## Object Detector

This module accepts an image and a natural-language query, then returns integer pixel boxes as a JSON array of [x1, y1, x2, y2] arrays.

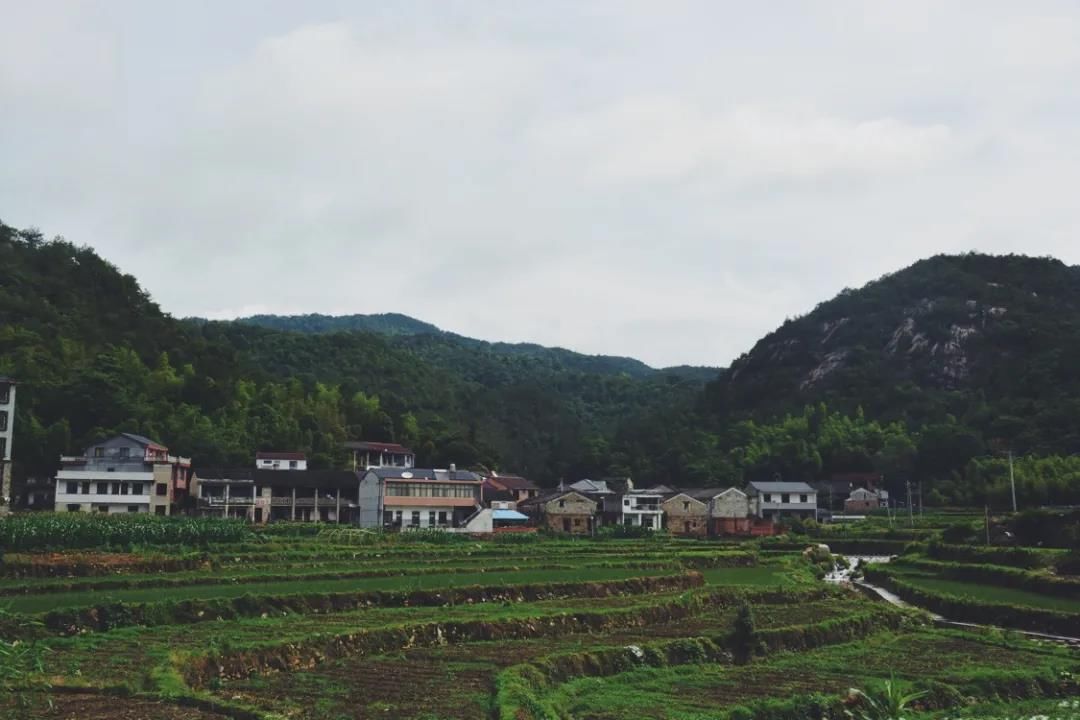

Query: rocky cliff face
[[703, 254, 1080, 440]]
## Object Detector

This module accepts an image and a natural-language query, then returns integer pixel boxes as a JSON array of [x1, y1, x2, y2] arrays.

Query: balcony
[[199, 496, 255, 506], [60, 455, 88, 464]]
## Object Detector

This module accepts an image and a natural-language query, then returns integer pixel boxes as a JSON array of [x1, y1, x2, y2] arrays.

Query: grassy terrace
[[885, 566, 1080, 613], [5, 566, 691, 614], [3, 514, 1077, 720]]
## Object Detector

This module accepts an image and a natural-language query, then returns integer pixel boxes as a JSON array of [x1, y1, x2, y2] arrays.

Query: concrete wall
[[356, 471, 383, 528]]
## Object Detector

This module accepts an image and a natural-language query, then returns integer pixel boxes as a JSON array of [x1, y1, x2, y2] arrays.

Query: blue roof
[[492, 509, 529, 521]]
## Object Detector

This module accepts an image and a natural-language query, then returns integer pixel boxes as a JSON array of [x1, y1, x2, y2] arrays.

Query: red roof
[[256, 451, 307, 461], [485, 474, 538, 491]]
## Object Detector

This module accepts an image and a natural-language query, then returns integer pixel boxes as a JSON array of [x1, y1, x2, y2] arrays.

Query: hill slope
[[0, 220, 708, 483], [703, 253, 1080, 454], [230, 312, 690, 379]]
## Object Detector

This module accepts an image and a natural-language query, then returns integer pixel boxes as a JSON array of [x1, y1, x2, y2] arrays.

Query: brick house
[[519, 490, 597, 534], [844, 487, 888, 513], [483, 473, 540, 503]]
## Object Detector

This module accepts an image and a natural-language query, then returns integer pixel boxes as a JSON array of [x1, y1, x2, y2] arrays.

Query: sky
[[3, 2, 1080, 368]]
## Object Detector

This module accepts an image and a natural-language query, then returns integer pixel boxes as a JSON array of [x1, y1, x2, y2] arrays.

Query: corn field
[[0, 513, 252, 552]]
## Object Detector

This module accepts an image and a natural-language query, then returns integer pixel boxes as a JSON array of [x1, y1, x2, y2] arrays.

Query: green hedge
[[894, 557, 1080, 599], [924, 541, 1061, 569], [0, 514, 251, 551]]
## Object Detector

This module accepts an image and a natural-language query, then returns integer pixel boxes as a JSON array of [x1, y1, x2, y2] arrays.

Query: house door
[[683, 521, 690, 534], [562, 518, 571, 532], [254, 508, 263, 524]]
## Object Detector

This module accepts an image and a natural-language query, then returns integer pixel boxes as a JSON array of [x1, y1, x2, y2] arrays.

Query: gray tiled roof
[[746, 481, 816, 494], [367, 467, 482, 482]]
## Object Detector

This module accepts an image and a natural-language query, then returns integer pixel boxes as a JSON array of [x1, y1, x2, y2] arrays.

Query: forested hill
[[703, 253, 1080, 455], [227, 313, 712, 381], [0, 220, 710, 483]]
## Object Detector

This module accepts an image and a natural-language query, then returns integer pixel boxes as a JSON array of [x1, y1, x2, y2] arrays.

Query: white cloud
[[2, 2, 1080, 367]]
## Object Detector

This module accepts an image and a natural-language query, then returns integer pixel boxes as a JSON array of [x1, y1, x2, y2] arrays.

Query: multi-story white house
[[53, 433, 192, 515], [746, 481, 818, 521], [603, 489, 665, 530], [356, 465, 482, 529], [344, 441, 415, 471], [0, 376, 14, 512]]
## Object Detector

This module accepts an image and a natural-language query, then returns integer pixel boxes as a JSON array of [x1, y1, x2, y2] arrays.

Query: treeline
[[3, 219, 1080, 506]]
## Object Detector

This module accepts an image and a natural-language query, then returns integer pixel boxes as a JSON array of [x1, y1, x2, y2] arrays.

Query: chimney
[[449, 463, 456, 474]]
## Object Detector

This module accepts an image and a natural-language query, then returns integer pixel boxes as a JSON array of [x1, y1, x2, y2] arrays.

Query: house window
[[67, 504, 81, 512], [120, 482, 129, 496], [623, 498, 630, 506], [289, 460, 298, 469], [800, 494, 808, 503], [428, 511, 437, 526], [683, 501, 690, 511], [119, 447, 130, 458], [127, 505, 140, 513], [438, 511, 447, 525], [0, 386, 8, 404], [97, 482, 108, 494], [763, 494, 772, 503], [558, 499, 565, 508], [94, 447, 104, 457], [0, 438, 5, 458], [410, 511, 421, 527], [81, 481, 90, 494], [132, 483, 144, 495], [66, 481, 78, 494], [156, 483, 167, 496], [781, 493, 790, 503], [155, 506, 166, 516], [383, 510, 394, 525], [98, 505, 109, 513], [0, 411, 7, 431]]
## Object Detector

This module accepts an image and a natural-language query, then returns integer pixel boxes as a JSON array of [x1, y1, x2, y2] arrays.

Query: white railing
[[59, 455, 88, 463]]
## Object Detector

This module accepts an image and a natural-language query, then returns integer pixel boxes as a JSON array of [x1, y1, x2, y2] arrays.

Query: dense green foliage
[[0, 221, 707, 483], [4, 220, 1080, 506]]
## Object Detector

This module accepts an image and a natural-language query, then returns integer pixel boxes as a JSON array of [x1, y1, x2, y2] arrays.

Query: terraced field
[[1, 520, 1077, 720]]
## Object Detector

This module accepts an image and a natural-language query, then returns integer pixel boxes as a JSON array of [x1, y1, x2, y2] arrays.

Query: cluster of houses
[[37, 431, 854, 537], [0, 400, 889, 535]]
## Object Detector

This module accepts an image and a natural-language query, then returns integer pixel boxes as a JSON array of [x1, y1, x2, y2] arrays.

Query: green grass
[[5, 567, 680, 614], [889, 568, 1080, 613]]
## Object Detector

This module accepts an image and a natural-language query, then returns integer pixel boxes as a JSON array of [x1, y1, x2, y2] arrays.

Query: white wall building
[[54, 433, 192, 515], [255, 451, 307, 471], [0, 377, 15, 512]]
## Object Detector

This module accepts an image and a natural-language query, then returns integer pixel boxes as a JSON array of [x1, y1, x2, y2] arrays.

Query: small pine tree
[[731, 602, 757, 662]]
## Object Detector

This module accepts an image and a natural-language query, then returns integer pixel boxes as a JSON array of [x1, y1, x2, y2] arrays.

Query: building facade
[[603, 490, 664, 529], [194, 467, 360, 523], [660, 492, 709, 536], [519, 491, 597, 534], [844, 487, 887, 513], [344, 441, 415, 471], [746, 481, 818, 521], [53, 433, 192, 515], [357, 466, 482, 529], [255, 451, 307, 471], [0, 377, 14, 513]]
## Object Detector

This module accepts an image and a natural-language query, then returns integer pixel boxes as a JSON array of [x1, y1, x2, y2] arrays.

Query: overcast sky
[[3, 2, 1080, 367]]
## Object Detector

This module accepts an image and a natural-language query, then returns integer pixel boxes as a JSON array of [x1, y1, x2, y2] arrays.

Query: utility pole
[[906, 479, 914, 528], [917, 482, 923, 518], [1008, 450, 1017, 513], [984, 505, 991, 545]]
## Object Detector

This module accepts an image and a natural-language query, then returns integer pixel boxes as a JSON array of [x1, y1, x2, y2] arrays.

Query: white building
[[746, 481, 818, 521], [54, 433, 192, 515], [603, 490, 665, 530], [255, 451, 307, 471], [344, 441, 415, 471], [0, 377, 14, 512]]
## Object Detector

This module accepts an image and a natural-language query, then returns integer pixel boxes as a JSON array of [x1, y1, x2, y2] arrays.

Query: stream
[[823, 552, 1080, 649]]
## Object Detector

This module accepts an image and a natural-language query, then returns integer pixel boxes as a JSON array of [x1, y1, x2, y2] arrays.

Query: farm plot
[[885, 566, 1080, 613], [548, 629, 1079, 720]]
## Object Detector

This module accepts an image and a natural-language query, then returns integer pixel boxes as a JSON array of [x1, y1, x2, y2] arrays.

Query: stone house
[[519, 490, 597, 534], [844, 487, 887, 513], [661, 492, 709, 537]]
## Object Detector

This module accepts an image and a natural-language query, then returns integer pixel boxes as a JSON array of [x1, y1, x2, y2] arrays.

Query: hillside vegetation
[[2, 219, 1079, 506]]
